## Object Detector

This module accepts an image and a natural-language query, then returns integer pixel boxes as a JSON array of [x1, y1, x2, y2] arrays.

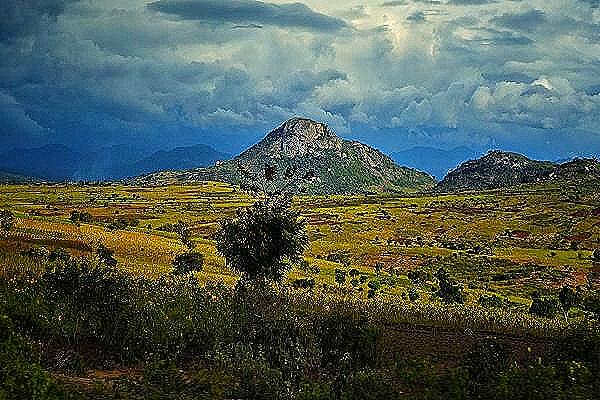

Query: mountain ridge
[[436, 150, 600, 192], [0, 143, 229, 181]]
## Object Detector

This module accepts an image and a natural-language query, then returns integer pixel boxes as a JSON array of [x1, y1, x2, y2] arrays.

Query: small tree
[[215, 199, 307, 283], [435, 267, 464, 304], [175, 221, 195, 251], [558, 285, 580, 320], [1, 210, 14, 231], [529, 291, 560, 318], [335, 268, 347, 286], [96, 244, 117, 267], [172, 252, 204, 275]]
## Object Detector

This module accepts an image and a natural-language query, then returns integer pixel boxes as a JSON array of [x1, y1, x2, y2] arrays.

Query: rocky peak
[[260, 117, 343, 158], [479, 150, 529, 166]]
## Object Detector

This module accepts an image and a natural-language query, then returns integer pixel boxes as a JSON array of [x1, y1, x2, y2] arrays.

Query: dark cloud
[[407, 11, 426, 22], [492, 9, 546, 32], [0, 0, 77, 41], [380, 1, 408, 6], [447, 0, 495, 5], [147, 0, 347, 32]]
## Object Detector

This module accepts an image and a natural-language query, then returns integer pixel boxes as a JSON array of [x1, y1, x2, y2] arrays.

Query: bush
[[435, 268, 464, 304], [172, 251, 204, 275], [0, 210, 14, 231], [96, 244, 117, 267], [529, 292, 560, 318], [316, 309, 380, 371], [0, 315, 67, 400], [478, 293, 506, 308], [339, 370, 399, 400]]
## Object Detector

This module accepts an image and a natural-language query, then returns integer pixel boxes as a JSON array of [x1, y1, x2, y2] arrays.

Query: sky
[[1, 0, 600, 160]]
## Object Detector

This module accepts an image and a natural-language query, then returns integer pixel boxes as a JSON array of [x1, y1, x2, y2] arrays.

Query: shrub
[[0, 210, 14, 231], [70, 210, 93, 224], [96, 244, 117, 267], [529, 292, 560, 318], [316, 309, 380, 370], [478, 293, 506, 308], [0, 315, 67, 400], [339, 370, 399, 400], [435, 268, 464, 304], [172, 251, 204, 275]]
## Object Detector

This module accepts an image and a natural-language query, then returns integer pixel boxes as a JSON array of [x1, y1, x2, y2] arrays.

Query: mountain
[[129, 117, 435, 194], [391, 146, 479, 180], [0, 144, 82, 181], [551, 158, 600, 183], [436, 150, 600, 192], [72, 145, 153, 181], [127, 144, 230, 178], [0, 171, 39, 184], [0, 143, 229, 181]]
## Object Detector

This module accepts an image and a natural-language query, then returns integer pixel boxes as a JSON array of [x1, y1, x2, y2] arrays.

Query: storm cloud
[[147, 0, 348, 32], [0, 0, 599, 162], [0, 0, 77, 40]]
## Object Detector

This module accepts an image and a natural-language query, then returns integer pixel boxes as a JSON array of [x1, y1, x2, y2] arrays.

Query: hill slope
[[437, 151, 600, 192], [130, 118, 435, 194]]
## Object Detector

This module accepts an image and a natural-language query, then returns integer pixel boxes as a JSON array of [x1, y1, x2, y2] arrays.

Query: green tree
[[96, 244, 117, 267], [215, 199, 307, 283], [558, 285, 580, 320], [435, 268, 464, 304], [1, 209, 14, 231], [172, 252, 204, 275], [175, 220, 195, 251]]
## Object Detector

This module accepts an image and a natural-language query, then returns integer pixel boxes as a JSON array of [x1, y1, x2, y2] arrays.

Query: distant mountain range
[[0, 144, 230, 181], [0, 171, 39, 184], [3, 124, 598, 194], [436, 150, 600, 192], [391, 146, 480, 180], [129, 118, 436, 194]]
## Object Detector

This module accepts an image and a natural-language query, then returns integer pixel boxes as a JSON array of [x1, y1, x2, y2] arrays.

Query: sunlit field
[[2, 182, 598, 300]]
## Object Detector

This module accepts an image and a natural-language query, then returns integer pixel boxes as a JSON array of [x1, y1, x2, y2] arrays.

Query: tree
[[529, 291, 560, 318], [1, 210, 14, 231], [558, 285, 580, 320], [593, 249, 600, 263], [335, 268, 347, 286], [171, 220, 204, 274], [96, 244, 117, 267], [435, 268, 464, 304], [175, 221, 195, 251], [215, 199, 307, 283], [172, 252, 204, 275]]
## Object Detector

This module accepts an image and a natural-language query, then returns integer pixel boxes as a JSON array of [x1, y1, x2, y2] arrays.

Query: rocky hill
[[129, 118, 435, 194], [436, 150, 600, 192]]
